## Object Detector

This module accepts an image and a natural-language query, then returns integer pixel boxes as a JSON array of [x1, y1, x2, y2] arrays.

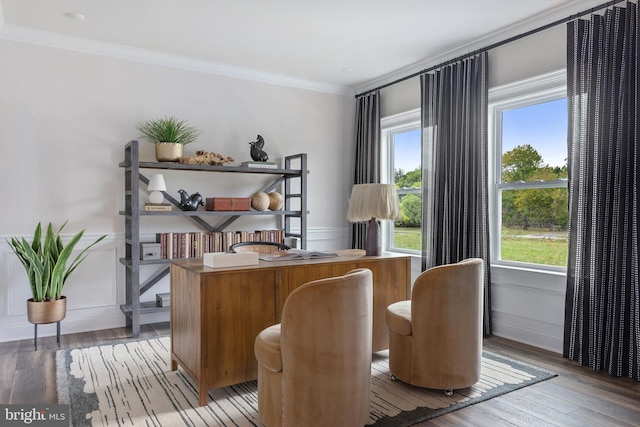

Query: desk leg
[[199, 384, 209, 406]]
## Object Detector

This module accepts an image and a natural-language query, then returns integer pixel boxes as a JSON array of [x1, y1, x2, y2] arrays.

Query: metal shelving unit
[[120, 140, 308, 336]]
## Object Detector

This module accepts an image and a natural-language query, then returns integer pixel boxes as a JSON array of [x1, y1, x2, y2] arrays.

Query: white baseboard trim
[[1, 311, 125, 343]]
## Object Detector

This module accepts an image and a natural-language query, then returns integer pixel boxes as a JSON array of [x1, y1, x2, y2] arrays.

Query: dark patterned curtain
[[564, 1, 639, 380], [420, 52, 492, 335], [351, 91, 381, 250]]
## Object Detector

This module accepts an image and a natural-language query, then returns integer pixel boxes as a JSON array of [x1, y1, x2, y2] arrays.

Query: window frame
[[488, 69, 568, 273], [380, 108, 421, 255]]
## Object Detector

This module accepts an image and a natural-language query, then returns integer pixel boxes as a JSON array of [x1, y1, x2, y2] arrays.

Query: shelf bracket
[[140, 266, 170, 296]]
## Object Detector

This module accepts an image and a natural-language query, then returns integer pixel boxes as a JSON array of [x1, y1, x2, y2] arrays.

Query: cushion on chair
[[254, 324, 282, 373], [386, 300, 412, 336]]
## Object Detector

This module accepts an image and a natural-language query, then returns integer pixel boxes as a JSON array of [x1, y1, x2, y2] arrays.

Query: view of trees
[[393, 144, 568, 231], [501, 144, 568, 231], [394, 168, 421, 227]]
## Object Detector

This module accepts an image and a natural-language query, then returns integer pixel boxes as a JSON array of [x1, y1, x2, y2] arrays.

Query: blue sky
[[502, 98, 568, 168], [393, 97, 568, 172], [394, 129, 422, 172]]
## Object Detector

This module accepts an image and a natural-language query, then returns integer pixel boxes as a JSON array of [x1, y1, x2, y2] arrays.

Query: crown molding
[[0, 24, 354, 97], [355, 0, 603, 95]]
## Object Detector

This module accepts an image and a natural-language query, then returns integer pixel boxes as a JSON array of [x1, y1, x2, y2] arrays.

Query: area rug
[[56, 336, 556, 426]]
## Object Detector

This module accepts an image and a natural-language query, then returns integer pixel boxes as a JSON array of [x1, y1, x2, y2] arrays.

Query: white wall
[[0, 38, 354, 342], [379, 25, 571, 354]]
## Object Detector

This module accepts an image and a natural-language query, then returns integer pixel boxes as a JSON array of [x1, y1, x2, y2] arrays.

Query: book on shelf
[[144, 203, 172, 212], [259, 249, 339, 261], [240, 161, 278, 169]]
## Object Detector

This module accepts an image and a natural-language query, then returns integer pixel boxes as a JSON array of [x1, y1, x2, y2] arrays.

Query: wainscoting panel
[[0, 235, 123, 343], [490, 265, 567, 353]]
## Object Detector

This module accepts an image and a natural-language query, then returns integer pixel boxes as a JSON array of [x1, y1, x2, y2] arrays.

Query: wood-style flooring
[[1, 323, 638, 426]]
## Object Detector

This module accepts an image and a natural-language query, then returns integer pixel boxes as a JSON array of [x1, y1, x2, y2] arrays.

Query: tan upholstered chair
[[254, 268, 373, 427], [385, 258, 484, 395]]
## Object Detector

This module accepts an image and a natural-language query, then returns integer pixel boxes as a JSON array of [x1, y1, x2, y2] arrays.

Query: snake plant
[[6, 222, 106, 302]]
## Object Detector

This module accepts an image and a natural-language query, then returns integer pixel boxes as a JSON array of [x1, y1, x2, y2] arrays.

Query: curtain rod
[[355, 0, 630, 98]]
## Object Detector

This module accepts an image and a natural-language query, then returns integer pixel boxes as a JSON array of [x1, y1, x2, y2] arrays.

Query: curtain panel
[[420, 52, 492, 335], [351, 91, 381, 250], [564, 1, 639, 380]]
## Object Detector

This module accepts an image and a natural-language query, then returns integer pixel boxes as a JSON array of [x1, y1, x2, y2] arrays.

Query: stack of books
[[144, 203, 172, 212], [155, 229, 285, 259], [240, 161, 278, 169]]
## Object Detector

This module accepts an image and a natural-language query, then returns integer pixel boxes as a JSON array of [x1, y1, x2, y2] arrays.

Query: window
[[381, 109, 422, 254], [489, 71, 568, 270]]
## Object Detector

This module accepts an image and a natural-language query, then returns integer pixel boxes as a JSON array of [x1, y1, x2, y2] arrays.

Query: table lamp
[[347, 183, 401, 256], [147, 174, 167, 204]]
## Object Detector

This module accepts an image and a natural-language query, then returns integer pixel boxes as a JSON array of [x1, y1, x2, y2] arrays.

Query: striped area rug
[[56, 336, 556, 426]]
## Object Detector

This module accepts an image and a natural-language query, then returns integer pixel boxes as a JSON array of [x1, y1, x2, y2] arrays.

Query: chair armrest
[[254, 324, 283, 372]]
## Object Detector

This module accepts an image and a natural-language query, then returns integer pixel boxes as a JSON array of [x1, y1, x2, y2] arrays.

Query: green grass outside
[[393, 227, 422, 250], [393, 226, 568, 267]]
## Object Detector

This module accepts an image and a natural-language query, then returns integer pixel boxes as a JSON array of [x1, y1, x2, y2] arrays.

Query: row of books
[[155, 229, 285, 259]]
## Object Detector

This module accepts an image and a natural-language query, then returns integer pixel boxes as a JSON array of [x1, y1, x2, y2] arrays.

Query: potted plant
[[136, 115, 202, 162], [6, 221, 106, 324]]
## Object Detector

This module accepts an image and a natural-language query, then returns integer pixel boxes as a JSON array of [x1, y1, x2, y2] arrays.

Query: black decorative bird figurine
[[178, 189, 204, 211], [249, 135, 269, 162]]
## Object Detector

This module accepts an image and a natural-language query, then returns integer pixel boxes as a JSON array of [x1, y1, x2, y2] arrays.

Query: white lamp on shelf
[[346, 183, 401, 256], [147, 174, 167, 204]]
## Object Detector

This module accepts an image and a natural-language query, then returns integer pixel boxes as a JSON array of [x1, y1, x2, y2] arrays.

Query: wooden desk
[[170, 253, 411, 406]]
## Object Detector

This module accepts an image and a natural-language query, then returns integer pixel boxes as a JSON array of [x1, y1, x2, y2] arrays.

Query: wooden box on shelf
[[205, 197, 251, 211]]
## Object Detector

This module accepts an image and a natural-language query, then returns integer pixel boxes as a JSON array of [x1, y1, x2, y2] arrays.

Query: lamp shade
[[147, 174, 167, 192], [347, 183, 401, 222]]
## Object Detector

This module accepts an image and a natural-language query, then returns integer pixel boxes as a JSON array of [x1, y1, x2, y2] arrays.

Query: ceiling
[[0, 0, 605, 94]]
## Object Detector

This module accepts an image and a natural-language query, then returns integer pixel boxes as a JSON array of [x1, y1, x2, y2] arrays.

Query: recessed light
[[342, 67, 352, 73], [64, 12, 86, 21]]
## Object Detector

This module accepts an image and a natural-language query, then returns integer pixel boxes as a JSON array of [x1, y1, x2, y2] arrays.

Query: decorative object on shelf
[[251, 192, 270, 211], [156, 293, 170, 307], [147, 174, 167, 204], [179, 150, 234, 166], [136, 115, 201, 162], [347, 183, 401, 256], [178, 189, 204, 211], [249, 134, 269, 162], [6, 221, 106, 350], [205, 197, 251, 211], [140, 242, 161, 260], [268, 191, 283, 210]]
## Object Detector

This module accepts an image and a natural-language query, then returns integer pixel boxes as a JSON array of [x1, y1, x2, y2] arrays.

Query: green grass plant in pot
[[6, 221, 107, 325], [136, 115, 202, 162]]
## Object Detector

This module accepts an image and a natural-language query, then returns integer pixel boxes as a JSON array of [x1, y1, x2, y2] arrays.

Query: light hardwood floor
[[1, 323, 638, 426]]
